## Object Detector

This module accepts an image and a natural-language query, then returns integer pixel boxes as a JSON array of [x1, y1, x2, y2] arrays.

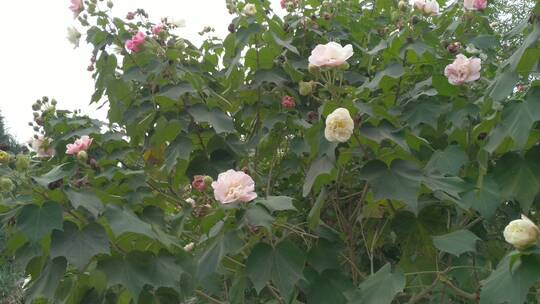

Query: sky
[[0, 0, 281, 142]]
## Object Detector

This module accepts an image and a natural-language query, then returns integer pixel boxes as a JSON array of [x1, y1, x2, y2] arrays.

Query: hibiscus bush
[[3, 0, 540, 302]]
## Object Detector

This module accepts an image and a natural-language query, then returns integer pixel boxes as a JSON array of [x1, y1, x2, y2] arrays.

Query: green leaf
[[462, 176, 501, 218], [158, 83, 195, 102], [488, 70, 519, 102], [303, 156, 335, 197], [347, 264, 405, 304], [425, 145, 468, 176], [480, 254, 540, 304], [104, 204, 155, 239], [32, 164, 73, 187], [187, 104, 235, 134], [245, 205, 275, 230], [361, 62, 404, 91], [50, 221, 110, 269], [493, 150, 540, 211], [402, 100, 451, 128], [246, 240, 306, 299], [163, 135, 192, 173], [485, 97, 540, 152], [98, 251, 190, 302], [17, 202, 63, 243], [197, 231, 242, 278], [64, 189, 104, 218], [360, 121, 409, 152], [360, 160, 422, 214], [432, 230, 480, 256], [257, 196, 296, 212], [25, 257, 67, 304], [308, 188, 328, 230], [271, 33, 299, 55]]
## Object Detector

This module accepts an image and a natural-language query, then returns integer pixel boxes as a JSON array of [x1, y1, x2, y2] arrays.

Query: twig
[[194, 290, 226, 304]]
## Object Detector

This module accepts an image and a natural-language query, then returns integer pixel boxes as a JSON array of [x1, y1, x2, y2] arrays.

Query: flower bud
[[15, 154, 30, 171], [281, 96, 296, 109], [299, 81, 314, 96], [398, 0, 408, 11], [77, 150, 88, 162], [308, 64, 320, 75], [446, 42, 461, 54], [0, 151, 11, 164], [0, 178, 14, 193], [203, 175, 214, 187], [107, 0, 113, 8], [126, 12, 135, 20], [504, 215, 540, 250], [185, 198, 197, 208], [183, 242, 195, 252], [228, 23, 236, 33], [192, 175, 206, 191]]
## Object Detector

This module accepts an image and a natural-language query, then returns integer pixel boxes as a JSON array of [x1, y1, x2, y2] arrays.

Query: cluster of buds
[[29, 96, 57, 130], [280, 0, 299, 11], [126, 8, 148, 20], [198, 26, 214, 36], [226, 0, 239, 14]]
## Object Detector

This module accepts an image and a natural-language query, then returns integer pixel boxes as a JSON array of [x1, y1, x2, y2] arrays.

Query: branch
[[194, 290, 226, 304]]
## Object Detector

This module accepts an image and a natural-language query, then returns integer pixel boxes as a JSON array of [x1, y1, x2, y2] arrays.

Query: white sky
[[0, 0, 281, 142]]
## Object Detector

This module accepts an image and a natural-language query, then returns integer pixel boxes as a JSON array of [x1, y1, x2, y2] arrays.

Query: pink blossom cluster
[[125, 32, 146, 53]]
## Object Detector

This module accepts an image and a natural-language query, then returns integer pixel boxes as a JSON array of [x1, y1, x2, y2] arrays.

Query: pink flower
[[152, 24, 164, 35], [66, 135, 93, 155], [464, 0, 487, 10], [28, 136, 55, 158], [280, 0, 287, 8], [281, 96, 296, 109], [192, 175, 206, 191], [308, 42, 353, 68], [125, 31, 146, 53], [69, 0, 84, 18], [444, 54, 481, 85], [211, 169, 257, 204]]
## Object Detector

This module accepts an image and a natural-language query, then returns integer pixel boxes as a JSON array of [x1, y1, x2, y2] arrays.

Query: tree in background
[[0, 111, 20, 153]]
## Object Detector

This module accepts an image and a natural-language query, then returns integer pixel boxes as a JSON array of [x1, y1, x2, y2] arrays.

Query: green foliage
[[2, 0, 540, 303]]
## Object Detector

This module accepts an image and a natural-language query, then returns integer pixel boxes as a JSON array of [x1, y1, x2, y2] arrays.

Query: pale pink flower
[[125, 32, 146, 53], [152, 24, 164, 35], [211, 169, 257, 204], [69, 0, 84, 18], [444, 54, 481, 85], [464, 0, 487, 10], [414, 0, 440, 15], [66, 135, 93, 155], [308, 42, 353, 68], [28, 136, 55, 158]]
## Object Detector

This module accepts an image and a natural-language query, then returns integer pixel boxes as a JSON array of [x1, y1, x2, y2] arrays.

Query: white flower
[[324, 108, 355, 143], [185, 198, 196, 208], [308, 42, 354, 68], [183, 242, 195, 252], [168, 18, 186, 28], [243, 3, 257, 16], [503, 215, 540, 250], [414, 0, 439, 15], [66, 26, 81, 48]]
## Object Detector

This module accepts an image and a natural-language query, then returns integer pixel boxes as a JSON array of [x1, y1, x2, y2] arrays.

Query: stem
[[194, 290, 226, 304]]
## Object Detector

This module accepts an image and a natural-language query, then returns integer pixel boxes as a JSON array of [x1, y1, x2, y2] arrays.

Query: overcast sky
[[0, 0, 281, 142]]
